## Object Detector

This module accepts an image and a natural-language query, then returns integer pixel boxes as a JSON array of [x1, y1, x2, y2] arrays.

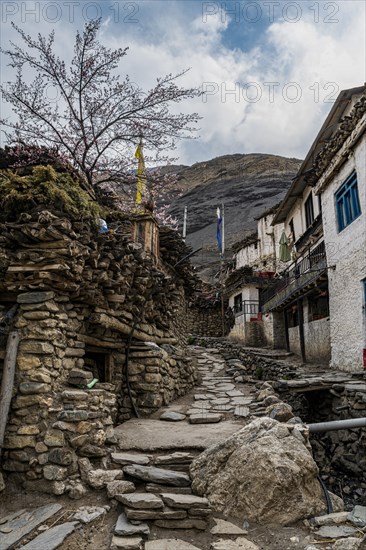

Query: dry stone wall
[[187, 306, 225, 338], [118, 345, 197, 422], [191, 337, 294, 380], [0, 209, 197, 494], [281, 382, 366, 506]]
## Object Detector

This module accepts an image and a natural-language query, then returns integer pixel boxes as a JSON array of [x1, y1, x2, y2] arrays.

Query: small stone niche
[[83, 348, 113, 384]]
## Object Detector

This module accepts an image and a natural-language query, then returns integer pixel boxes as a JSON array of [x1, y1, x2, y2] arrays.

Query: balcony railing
[[233, 300, 260, 317], [260, 240, 327, 312]]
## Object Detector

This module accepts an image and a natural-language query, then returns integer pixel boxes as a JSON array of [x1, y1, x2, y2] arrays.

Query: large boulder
[[190, 417, 333, 525]]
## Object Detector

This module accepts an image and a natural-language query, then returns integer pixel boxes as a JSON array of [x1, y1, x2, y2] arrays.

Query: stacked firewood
[[159, 225, 199, 291], [0, 209, 196, 344]]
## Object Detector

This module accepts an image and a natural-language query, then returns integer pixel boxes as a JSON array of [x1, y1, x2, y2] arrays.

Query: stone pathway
[[185, 349, 254, 421], [1, 345, 365, 550], [0, 504, 62, 550], [108, 347, 264, 549], [109, 347, 365, 549]]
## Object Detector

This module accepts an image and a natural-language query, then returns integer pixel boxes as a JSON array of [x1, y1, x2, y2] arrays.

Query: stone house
[[261, 170, 329, 363], [261, 85, 366, 368], [225, 206, 289, 347], [0, 164, 198, 495]]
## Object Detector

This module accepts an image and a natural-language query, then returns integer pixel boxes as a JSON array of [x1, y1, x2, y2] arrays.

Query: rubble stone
[[145, 540, 202, 550], [125, 508, 187, 521], [73, 506, 106, 523], [106, 480, 136, 498], [160, 411, 186, 422], [314, 525, 358, 539], [160, 493, 209, 509], [210, 538, 259, 550], [111, 452, 150, 466], [189, 413, 222, 424], [153, 518, 207, 530], [332, 538, 363, 550], [211, 518, 247, 535], [111, 536, 143, 549], [86, 469, 122, 489]]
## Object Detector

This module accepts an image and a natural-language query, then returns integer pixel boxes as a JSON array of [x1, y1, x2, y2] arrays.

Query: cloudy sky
[[1, 0, 365, 165]]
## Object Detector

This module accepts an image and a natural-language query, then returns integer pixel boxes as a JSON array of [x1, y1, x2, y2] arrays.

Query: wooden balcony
[[260, 241, 327, 312]]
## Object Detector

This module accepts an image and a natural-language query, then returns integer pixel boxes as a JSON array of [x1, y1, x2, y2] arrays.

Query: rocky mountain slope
[[165, 153, 302, 281]]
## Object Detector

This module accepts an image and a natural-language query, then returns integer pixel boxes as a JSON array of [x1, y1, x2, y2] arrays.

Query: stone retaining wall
[[191, 337, 295, 380], [119, 346, 197, 421], [187, 306, 224, 338], [276, 383, 366, 505]]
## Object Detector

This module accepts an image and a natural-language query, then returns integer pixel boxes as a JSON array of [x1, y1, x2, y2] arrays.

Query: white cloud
[[0, 0, 365, 165]]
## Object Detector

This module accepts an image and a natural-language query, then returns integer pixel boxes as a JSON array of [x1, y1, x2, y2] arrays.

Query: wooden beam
[[79, 334, 125, 349], [0, 331, 20, 452], [0, 293, 19, 303], [19, 240, 71, 249], [7, 263, 69, 273], [297, 298, 306, 364], [155, 337, 178, 345], [89, 313, 152, 342]]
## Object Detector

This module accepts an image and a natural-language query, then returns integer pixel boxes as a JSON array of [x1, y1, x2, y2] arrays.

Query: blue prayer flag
[[216, 207, 222, 254]]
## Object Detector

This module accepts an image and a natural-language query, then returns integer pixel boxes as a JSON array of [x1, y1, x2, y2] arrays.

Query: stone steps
[[112, 492, 211, 548], [108, 348, 257, 549], [109, 451, 212, 549]]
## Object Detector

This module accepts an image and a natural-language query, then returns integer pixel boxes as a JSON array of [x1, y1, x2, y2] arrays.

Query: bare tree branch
[[0, 18, 202, 201]]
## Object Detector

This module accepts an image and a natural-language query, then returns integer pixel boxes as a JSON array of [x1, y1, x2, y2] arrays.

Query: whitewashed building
[[226, 206, 289, 346], [312, 86, 366, 372], [261, 85, 366, 369], [234, 205, 286, 273]]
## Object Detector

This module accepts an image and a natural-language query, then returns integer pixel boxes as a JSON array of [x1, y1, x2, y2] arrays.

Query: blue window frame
[[335, 171, 361, 231]]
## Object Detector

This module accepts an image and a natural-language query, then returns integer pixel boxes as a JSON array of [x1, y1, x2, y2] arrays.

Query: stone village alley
[[1, 340, 365, 550]]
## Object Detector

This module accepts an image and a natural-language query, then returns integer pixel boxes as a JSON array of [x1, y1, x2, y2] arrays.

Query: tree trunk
[[0, 331, 20, 452]]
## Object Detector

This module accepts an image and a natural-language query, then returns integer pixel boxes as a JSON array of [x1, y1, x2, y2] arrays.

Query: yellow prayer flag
[[135, 142, 146, 211]]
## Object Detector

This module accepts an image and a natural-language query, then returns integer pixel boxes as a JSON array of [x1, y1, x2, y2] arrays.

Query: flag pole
[[221, 203, 225, 337], [216, 205, 226, 337], [183, 206, 187, 241], [221, 202, 225, 255]]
